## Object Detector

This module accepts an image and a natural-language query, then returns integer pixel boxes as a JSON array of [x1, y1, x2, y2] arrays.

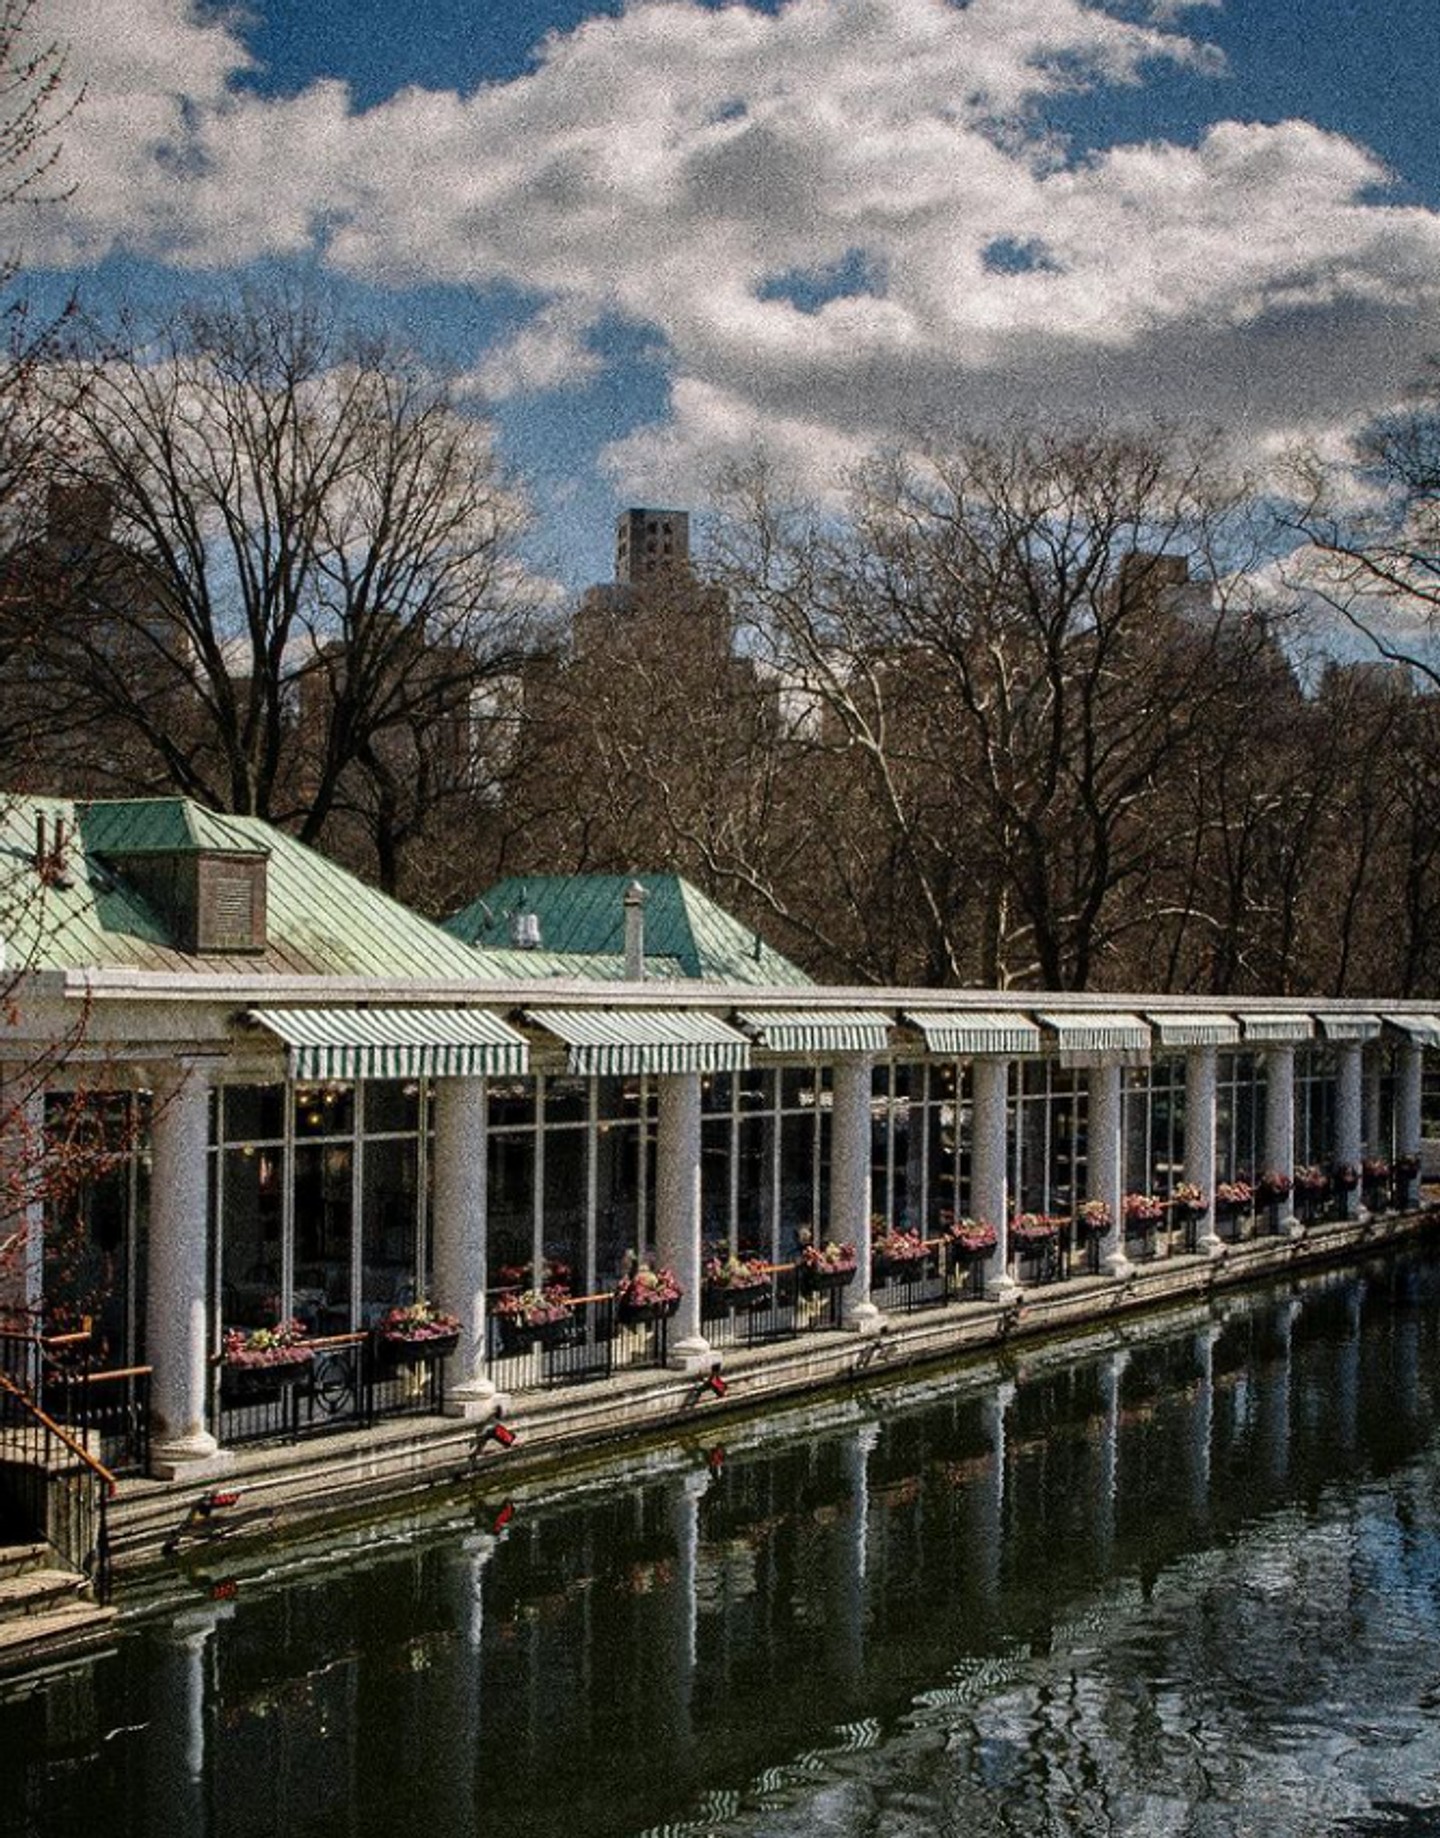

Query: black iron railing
[[0, 1371, 115, 1601]]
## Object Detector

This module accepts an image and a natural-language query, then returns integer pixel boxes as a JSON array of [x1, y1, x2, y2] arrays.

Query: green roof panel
[[447, 873, 811, 986]]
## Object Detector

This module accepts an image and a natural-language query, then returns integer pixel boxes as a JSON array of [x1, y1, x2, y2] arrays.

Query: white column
[[1185, 1047, 1223, 1258], [0, 1071, 45, 1327], [972, 1058, 1017, 1302], [1363, 1049, 1383, 1156], [1088, 1061, 1131, 1279], [432, 1076, 497, 1418], [147, 1063, 225, 1476], [832, 1055, 881, 1334], [1264, 1045, 1302, 1237], [656, 1072, 711, 1371], [1398, 1042, 1424, 1210], [1336, 1041, 1363, 1219]]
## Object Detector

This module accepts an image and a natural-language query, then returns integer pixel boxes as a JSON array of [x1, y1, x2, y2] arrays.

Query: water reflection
[[7, 1249, 1440, 1836]]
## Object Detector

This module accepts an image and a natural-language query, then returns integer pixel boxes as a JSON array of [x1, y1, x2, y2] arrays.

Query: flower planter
[[618, 1295, 680, 1326], [221, 1353, 312, 1404], [705, 1283, 770, 1315], [376, 1330, 459, 1369], [799, 1264, 856, 1295], [497, 1315, 571, 1353]]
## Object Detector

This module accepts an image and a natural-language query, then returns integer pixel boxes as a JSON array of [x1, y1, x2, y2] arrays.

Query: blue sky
[[20, 0, 1440, 592]]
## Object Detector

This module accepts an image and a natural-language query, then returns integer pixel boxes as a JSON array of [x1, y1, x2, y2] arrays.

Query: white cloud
[[22, 0, 1440, 500]]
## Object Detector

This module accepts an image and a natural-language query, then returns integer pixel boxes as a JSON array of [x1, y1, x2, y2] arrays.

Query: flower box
[[377, 1330, 459, 1369], [799, 1241, 858, 1292], [615, 1262, 683, 1323], [948, 1219, 998, 1257], [220, 1346, 313, 1404], [493, 1286, 573, 1352]]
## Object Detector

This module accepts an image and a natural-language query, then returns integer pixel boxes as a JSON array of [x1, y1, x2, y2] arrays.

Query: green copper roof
[[446, 873, 811, 986], [1, 795, 497, 980]]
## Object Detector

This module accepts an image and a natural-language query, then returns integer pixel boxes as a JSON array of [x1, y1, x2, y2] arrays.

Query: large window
[[1123, 1059, 1185, 1196], [1216, 1052, 1265, 1181], [214, 1079, 428, 1335], [1295, 1046, 1336, 1168], [1014, 1062, 1085, 1215]]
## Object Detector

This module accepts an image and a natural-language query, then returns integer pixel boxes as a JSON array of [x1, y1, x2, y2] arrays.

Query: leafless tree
[[7, 292, 541, 887]]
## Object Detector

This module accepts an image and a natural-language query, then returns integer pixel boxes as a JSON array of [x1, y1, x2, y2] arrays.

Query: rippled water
[[7, 1249, 1440, 1837]]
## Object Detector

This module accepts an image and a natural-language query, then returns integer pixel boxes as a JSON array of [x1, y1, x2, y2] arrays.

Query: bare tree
[[14, 292, 538, 888], [1285, 370, 1440, 688], [719, 435, 1284, 990]]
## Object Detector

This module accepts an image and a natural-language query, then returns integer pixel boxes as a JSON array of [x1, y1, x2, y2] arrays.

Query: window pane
[[294, 1142, 353, 1331], [221, 1145, 284, 1329], [361, 1137, 420, 1323]]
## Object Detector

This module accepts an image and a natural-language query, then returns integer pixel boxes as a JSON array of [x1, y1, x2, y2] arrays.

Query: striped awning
[[1036, 1012, 1151, 1054], [1147, 1013, 1241, 1048], [1239, 1013, 1315, 1045], [1314, 1013, 1383, 1043], [904, 1010, 1043, 1056], [1385, 1014, 1440, 1050], [735, 1010, 893, 1055], [525, 1009, 751, 1076], [250, 1008, 530, 1081]]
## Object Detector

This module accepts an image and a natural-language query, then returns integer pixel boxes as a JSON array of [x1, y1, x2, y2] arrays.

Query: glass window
[[222, 1083, 285, 1143], [293, 1142, 353, 1331], [294, 1084, 354, 1139], [220, 1145, 285, 1329], [543, 1076, 589, 1127], [361, 1136, 420, 1323], [489, 1078, 535, 1131], [364, 1079, 420, 1135], [487, 1135, 534, 1285]]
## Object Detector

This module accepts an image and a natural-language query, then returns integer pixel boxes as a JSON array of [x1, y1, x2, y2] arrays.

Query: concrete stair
[[0, 1543, 116, 1675]]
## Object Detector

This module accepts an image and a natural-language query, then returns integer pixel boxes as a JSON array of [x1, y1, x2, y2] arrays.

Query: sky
[[16, 0, 1440, 593]]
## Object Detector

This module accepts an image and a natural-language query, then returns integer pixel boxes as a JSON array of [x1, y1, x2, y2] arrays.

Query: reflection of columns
[[833, 1056, 881, 1333], [657, 1073, 711, 1371], [147, 1063, 224, 1473], [1398, 1044, 1424, 1210], [835, 1422, 878, 1682], [1088, 1063, 1131, 1279], [1097, 1350, 1126, 1559], [1264, 1046, 1301, 1237], [1336, 1279, 1364, 1457], [146, 1601, 232, 1829], [1189, 1324, 1219, 1516], [668, 1469, 707, 1748], [432, 1077, 495, 1417], [1259, 1297, 1297, 1489], [978, 1382, 1012, 1601], [972, 1059, 1016, 1302], [1186, 1048, 1223, 1258], [1336, 1043, 1363, 1219], [423, 1533, 492, 1831]]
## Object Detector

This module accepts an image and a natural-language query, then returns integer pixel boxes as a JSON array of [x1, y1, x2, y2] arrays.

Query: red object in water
[[494, 1500, 516, 1531], [707, 1445, 726, 1471], [211, 1579, 239, 1601], [490, 1421, 517, 1448]]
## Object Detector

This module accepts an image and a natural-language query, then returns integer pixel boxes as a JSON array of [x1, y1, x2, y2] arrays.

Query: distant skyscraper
[[614, 508, 689, 583]]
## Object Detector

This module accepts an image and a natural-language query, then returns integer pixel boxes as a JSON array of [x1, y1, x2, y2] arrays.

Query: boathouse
[[0, 794, 1435, 1550]]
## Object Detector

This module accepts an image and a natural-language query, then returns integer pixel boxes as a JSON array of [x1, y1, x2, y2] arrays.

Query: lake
[[5, 1246, 1440, 1837]]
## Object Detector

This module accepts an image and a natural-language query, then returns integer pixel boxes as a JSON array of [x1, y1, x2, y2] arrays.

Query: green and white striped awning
[[1314, 1013, 1383, 1043], [525, 1008, 752, 1076], [1146, 1013, 1242, 1048], [735, 1010, 893, 1055], [1036, 1012, 1151, 1054], [904, 1010, 1043, 1056], [251, 1008, 530, 1081], [1385, 1014, 1440, 1050], [1239, 1013, 1315, 1045]]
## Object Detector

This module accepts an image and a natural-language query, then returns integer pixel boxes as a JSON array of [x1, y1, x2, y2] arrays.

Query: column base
[[1102, 1246, 1135, 1281], [445, 1377, 505, 1421], [150, 1434, 232, 1483], [1196, 1229, 1226, 1259], [668, 1334, 715, 1374], [985, 1274, 1022, 1306], [843, 1302, 886, 1337], [1282, 1212, 1306, 1242]]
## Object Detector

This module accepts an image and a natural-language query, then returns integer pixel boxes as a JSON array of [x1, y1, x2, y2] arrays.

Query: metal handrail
[[0, 1370, 116, 1600]]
